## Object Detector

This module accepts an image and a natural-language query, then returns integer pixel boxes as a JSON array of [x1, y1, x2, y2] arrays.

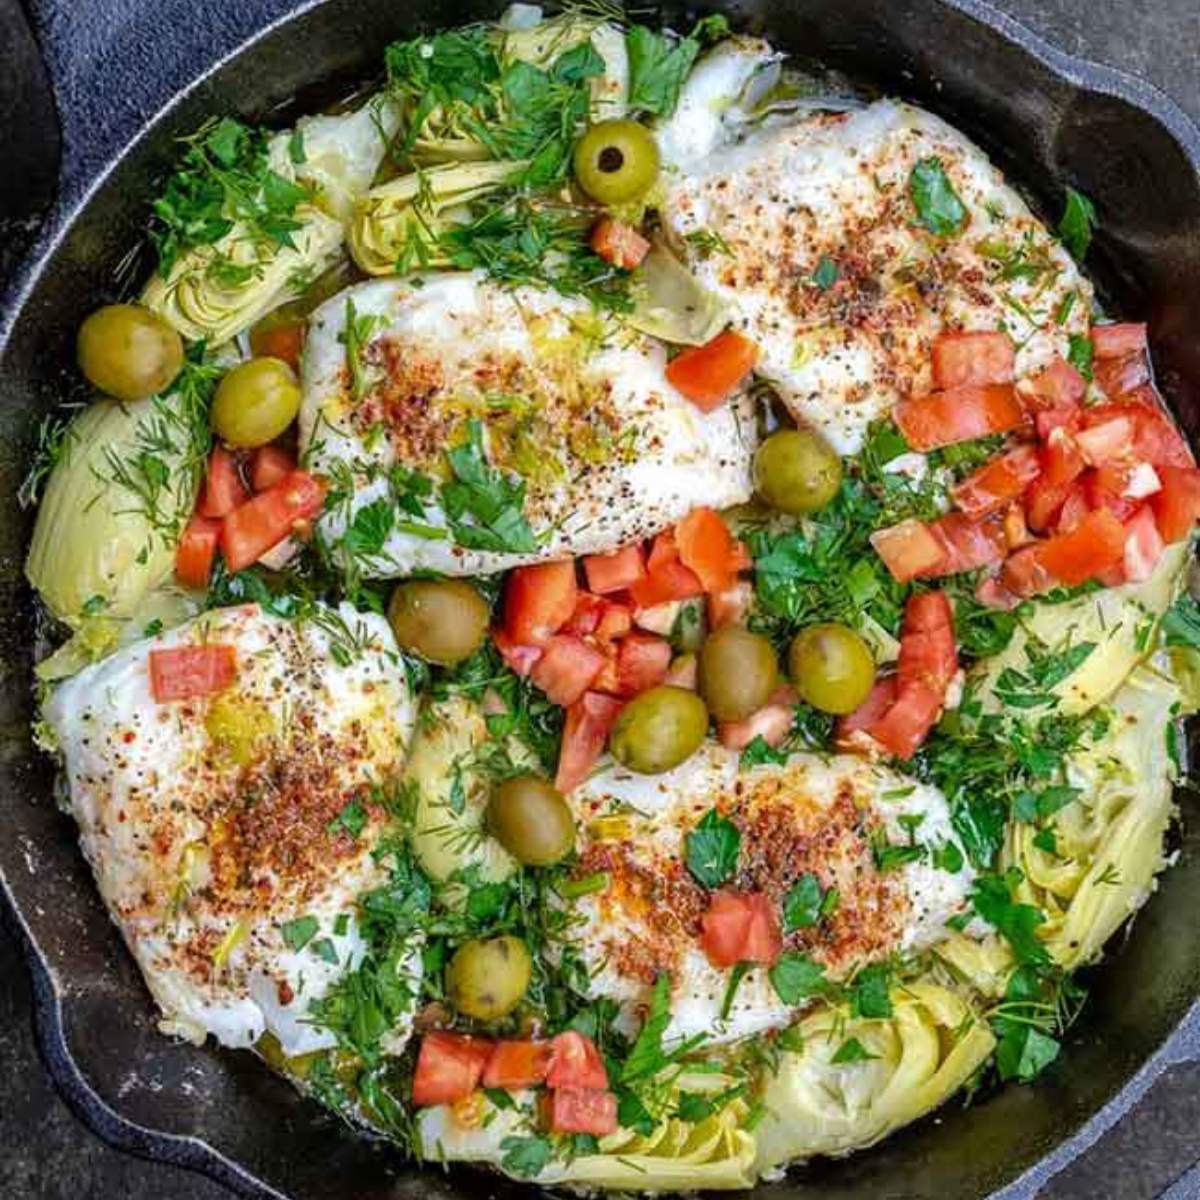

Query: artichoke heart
[[348, 161, 526, 276], [401, 694, 535, 886], [27, 389, 207, 628], [625, 239, 729, 346], [1003, 660, 1185, 970], [418, 1070, 757, 1190], [142, 205, 344, 345], [753, 980, 995, 1170]]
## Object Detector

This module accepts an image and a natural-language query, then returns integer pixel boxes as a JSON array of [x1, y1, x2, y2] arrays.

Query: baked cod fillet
[[298, 272, 757, 577], [659, 93, 1094, 453], [563, 743, 973, 1045], [42, 603, 420, 1057]]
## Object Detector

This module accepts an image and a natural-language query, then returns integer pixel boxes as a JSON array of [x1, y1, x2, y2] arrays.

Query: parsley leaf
[[831, 1037, 878, 1064], [280, 915, 318, 951], [685, 809, 740, 887], [342, 498, 395, 560], [1163, 594, 1200, 649], [909, 157, 968, 237], [625, 17, 728, 117], [1057, 188, 1097, 261], [812, 256, 839, 290], [994, 1021, 1061, 1082], [440, 419, 538, 553], [768, 952, 829, 1005], [622, 973, 673, 1082], [1067, 333, 1094, 380], [329, 797, 367, 840], [782, 873, 832, 931], [849, 963, 893, 1019], [500, 1135, 553, 1178], [970, 872, 1050, 965]]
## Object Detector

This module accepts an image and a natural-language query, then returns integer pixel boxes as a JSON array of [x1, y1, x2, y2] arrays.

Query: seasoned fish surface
[[565, 745, 972, 1045], [43, 603, 419, 1056], [299, 272, 756, 577], [660, 99, 1093, 453]]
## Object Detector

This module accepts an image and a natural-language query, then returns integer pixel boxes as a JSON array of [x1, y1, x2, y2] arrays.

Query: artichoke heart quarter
[[754, 981, 995, 1170], [348, 161, 526, 276]]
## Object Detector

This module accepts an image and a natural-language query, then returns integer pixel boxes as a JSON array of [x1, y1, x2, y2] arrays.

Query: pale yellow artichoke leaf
[[624, 239, 729, 346]]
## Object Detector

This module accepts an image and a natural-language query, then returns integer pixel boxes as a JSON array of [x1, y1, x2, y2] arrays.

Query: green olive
[[754, 429, 843, 515], [609, 685, 708, 775], [698, 625, 779, 721], [487, 774, 575, 866], [387, 579, 489, 666], [77, 304, 184, 402], [445, 935, 532, 1022], [573, 119, 660, 205], [788, 623, 876, 715], [211, 357, 302, 448]]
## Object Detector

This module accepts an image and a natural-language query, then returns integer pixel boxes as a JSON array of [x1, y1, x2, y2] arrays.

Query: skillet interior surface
[[2, 1, 1200, 1197]]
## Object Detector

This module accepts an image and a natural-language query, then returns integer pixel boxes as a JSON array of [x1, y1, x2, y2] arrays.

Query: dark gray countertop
[[3, 1, 1200, 1197]]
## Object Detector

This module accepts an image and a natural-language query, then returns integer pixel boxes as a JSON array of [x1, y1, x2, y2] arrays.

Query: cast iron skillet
[[3, 1, 1200, 1197]]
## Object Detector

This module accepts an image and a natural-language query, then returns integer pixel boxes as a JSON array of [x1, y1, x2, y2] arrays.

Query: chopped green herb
[[849, 963, 893, 1019], [768, 952, 829, 1006], [625, 16, 729, 118], [500, 1135, 553, 1178], [970, 871, 1050, 965], [1163, 594, 1200, 649], [783, 873, 833, 931], [329, 797, 368, 840], [281, 914, 319, 951], [441, 419, 538, 553], [909, 157, 968, 237], [811, 256, 839, 290], [1067, 333, 1094, 380], [1057, 188, 1097, 261], [311, 937, 339, 965], [831, 1037, 879, 1064], [685, 809, 741, 888]]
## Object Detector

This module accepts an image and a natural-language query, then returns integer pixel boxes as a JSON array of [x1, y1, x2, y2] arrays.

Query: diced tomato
[[1127, 402, 1194, 468], [590, 217, 651, 270], [870, 518, 947, 582], [898, 591, 957, 694], [504, 561, 578, 645], [717, 686, 798, 751], [1054, 482, 1090, 533], [951, 445, 1041, 519], [555, 691, 623, 793], [249, 445, 296, 492], [1091, 322, 1147, 359], [220, 470, 325, 571], [411, 1032, 494, 1108], [198, 446, 249, 519], [596, 602, 633, 643], [1040, 428, 1087, 487], [893, 384, 1025, 451], [249, 319, 306, 368], [664, 653, 699, 690], [530, 635, 607, 706], [546, 1031, 608, 1090], [563, 592, 606, 638], [1004, 509, 1127, 595], [836, 676, 898, 748], [1075, 416, 1134, 466], [481, 1040, 552, 1091], [1024, 355, 1087, 410], [175, 515, 221, 589], [1119, 505, 1165, 584], [543, 1088, 619, 1137], [924, 512, 1007, 576], [1150, 465, 1200, 542], [665, 331, 759, 412], [629, 531, 705, 607], [867, 680, 944, 760], [492, 625, 542, 677], [708, 581, 753, 629], [976, 575, 1022, 611], [930, 330, 1015, 388], [584, 544, 646, 594], [1035, 406, 1082, 441], [675, 507, 749, 594], [1025, 475, 1075, 533], [1003, 502, 1032, 549], [700, 890, 782, 969], [1082, 470, 1140, 523], [615, 632, 671, 696], [148, 645, 237, 703], [1093, 460, 1161, 500], [1000, 544, 1051, 598], [1094, 351, 1150, 399]]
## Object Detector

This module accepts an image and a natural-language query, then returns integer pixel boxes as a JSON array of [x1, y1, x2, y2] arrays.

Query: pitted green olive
[[573, 119, 660, 205]]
